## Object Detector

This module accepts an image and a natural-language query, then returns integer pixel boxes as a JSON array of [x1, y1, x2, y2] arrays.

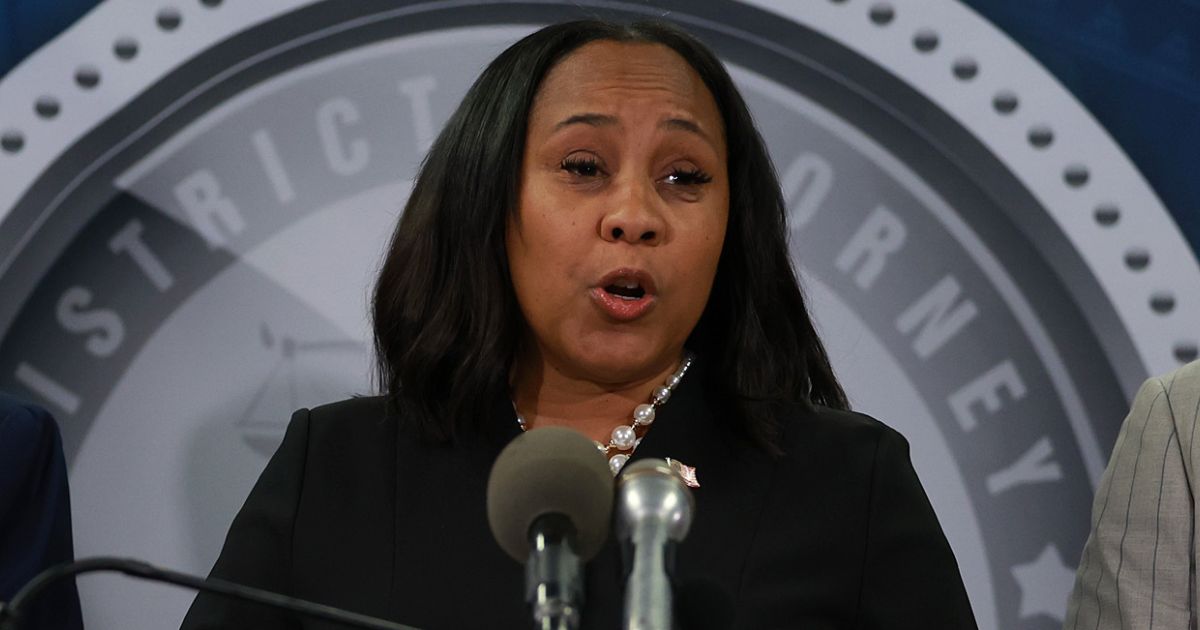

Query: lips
[[591, 268, 657, 321]]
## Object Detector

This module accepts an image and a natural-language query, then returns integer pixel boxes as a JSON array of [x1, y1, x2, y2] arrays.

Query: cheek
[[509, 205, 588, 312], [670, 219, 726, 314], [697, 202, 729, 273], [520, 219, 582, 274], [516, 182, 576, 247]]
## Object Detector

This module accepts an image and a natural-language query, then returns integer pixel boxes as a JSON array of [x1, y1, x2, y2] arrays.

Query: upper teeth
[[614, 279, 639, 289]]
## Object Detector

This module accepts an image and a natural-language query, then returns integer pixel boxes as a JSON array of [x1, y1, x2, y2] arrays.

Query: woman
[[182, 20, 977, 629]]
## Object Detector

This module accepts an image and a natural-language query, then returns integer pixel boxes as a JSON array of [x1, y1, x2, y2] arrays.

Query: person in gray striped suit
[[1066, 359, 1200, 629]]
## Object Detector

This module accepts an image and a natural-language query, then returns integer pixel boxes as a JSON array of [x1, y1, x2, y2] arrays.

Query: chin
[[568, 338, 672, 384]]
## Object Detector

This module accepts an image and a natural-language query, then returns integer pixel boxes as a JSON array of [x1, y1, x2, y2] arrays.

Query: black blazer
[[181, 361, 977, 629]]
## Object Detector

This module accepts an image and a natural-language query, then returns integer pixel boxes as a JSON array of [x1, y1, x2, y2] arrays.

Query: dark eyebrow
[[660, 117, 712, 144], [553, 113, 618, 131], [552, 112, 716, 148]]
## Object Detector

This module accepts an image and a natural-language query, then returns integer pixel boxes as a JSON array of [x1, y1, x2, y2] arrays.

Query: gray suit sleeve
[[1064, 360, 1200, 630]]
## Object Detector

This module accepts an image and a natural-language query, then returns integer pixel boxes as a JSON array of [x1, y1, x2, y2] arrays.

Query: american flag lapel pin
[[665, 457, 700, 488]]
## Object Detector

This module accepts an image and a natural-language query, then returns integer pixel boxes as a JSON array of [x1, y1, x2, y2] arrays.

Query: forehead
[[530, 40, 723, 132]]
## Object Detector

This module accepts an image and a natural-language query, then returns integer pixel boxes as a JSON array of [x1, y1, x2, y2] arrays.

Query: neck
[[510, 347, 682, 444]]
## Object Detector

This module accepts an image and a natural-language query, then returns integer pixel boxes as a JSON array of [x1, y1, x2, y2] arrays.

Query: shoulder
[[0, 394, 70, 517], [1131, 360, 1200, 474], [763, 401, 916, 495], [0, 392, 57, 436], [286, 395, 395, 458], [1124, 360, 1200, 434], [271, 396, 398, 501], [775, 401, 908, 458], [304, 395, 390, 426], [0, 393, 63, 466], [1157, 359, 1200, 408]]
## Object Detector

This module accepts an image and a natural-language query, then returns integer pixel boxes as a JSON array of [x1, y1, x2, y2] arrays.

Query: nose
[[599, 178, 666, 245]]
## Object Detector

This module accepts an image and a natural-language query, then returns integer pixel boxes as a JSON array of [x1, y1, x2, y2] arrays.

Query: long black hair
[[373, 19, 848, 450]]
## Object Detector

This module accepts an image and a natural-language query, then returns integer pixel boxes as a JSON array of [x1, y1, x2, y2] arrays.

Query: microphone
[[0, 556, 419, 630], [486, 427, 614, 630], [616, 458, 695, 630]]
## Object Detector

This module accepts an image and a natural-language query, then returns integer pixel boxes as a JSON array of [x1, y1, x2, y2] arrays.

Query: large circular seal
[[1, 1, 1196, 628]]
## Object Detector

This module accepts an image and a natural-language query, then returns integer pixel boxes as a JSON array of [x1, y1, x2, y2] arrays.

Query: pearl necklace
[[514, 353, 695, 475]]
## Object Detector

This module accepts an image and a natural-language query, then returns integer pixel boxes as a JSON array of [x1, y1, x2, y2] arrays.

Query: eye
[[664, 167, 713, 186], [560, 156, 602, 177]]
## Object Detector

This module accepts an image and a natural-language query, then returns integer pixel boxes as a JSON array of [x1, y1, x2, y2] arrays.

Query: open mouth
[[604, 279, 646, 300], [592, 268, 657, 321], [592, 268, 657, 320]]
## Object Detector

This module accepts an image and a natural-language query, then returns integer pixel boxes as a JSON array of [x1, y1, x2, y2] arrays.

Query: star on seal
[[1011, 544, 1076, 622]]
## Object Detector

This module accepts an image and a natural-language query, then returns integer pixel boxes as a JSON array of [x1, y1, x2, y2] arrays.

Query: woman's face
[[507, 40, 729, 385]]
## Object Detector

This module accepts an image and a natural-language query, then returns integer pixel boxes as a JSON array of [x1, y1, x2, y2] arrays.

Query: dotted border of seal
[[741, 0, 1200, 377], [0, 0, 1196, 378]]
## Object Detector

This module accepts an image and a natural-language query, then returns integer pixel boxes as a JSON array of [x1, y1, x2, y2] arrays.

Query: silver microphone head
[[615, 458, 695, 543]]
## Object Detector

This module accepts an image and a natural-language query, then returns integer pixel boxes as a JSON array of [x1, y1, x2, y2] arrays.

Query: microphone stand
[[616, 460, 695, 630], [0, 556, 420, 630], [525, 514, 583, 630]]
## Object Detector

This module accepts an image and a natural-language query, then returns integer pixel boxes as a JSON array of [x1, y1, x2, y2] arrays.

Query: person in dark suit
[[182, 20, 976, 629], [0, 393, 85, 630]]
